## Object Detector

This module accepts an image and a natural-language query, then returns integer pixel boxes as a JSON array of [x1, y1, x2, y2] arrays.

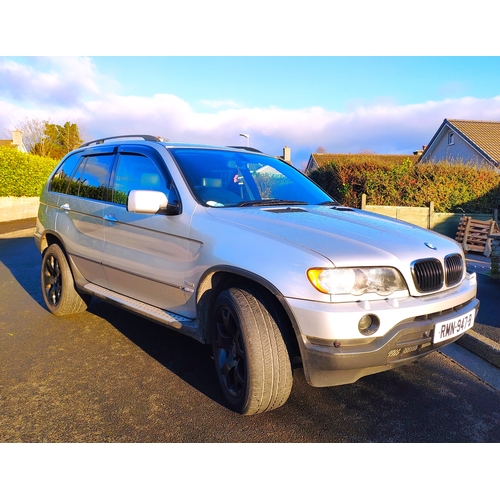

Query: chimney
[[12, 130, 23, 146], [283, 146, 291, 163]]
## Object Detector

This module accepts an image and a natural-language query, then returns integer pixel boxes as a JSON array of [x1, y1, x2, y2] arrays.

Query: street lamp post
[[239, 133, 250, 147]]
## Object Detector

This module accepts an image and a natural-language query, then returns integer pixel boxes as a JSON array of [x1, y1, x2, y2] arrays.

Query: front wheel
[[41, 243, 90, 316], [212, 287, 293, 415]]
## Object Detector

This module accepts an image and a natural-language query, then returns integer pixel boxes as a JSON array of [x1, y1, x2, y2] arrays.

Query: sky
[[2, 4, 500, 169]]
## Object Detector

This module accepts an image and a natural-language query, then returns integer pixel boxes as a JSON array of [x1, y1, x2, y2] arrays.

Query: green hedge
[[3, 147, 499, 213], [0, 147, 58, 197], [308, 154, 500, 213]]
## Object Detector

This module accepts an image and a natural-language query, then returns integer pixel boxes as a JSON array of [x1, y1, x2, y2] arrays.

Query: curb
[[0, 228, 36, 239], [0, 217, 36, 239], [457, 330, 500, 369]]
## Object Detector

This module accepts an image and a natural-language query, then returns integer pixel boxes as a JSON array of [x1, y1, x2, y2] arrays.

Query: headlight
[[307, 267, 407, 296]]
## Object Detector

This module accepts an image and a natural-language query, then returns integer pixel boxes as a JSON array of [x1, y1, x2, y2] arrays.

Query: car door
[[54, 146, 116, 287], [101, 145, 193, 317]]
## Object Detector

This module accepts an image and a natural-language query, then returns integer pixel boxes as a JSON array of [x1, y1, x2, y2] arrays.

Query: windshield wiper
[[237, 199, 308, 207]]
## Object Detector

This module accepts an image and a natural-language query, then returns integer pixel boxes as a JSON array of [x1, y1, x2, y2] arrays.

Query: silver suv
[[35, 135, 479, 415]]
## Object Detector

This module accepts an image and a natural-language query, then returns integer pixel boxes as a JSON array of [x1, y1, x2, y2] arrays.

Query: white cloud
[[3, 57, 500, 169], [198, 99, 242, 109], [0, 57, 117, 107]]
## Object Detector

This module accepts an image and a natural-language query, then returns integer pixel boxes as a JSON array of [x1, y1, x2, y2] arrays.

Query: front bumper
[[286, 275, 479, 387]]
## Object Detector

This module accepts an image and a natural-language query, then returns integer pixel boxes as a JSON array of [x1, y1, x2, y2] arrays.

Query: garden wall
[[361, 194, 498, 239], [0, 196, 39, 222]]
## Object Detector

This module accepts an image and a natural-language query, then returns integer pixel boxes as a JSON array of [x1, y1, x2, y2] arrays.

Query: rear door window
[[67, 154, 115, 200]]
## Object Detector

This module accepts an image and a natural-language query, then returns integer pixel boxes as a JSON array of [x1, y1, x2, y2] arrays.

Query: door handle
[[104, 214, 118, 222], [60, 203, 70, 211]]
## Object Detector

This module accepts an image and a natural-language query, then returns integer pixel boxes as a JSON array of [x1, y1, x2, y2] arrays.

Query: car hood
[[207, 205, 461, 267]]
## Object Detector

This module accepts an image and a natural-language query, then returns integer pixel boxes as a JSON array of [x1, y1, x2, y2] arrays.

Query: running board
[[83, 283, 203, 343]]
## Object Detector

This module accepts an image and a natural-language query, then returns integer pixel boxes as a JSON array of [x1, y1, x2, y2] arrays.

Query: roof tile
[[448, 119, 500, 164]]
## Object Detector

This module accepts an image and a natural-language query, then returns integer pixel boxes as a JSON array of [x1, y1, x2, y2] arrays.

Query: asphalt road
[[1, 235, 500, 443]]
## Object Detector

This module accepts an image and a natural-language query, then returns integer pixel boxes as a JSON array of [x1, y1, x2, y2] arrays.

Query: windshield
[[169, 148, 335, 207]]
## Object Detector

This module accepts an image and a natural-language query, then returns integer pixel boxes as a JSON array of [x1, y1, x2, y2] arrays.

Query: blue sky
[[90, 57, 500, 111], [2, 5, 500, 169]]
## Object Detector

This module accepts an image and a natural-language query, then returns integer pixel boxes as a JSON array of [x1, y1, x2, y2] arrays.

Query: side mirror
[[127, 190, 180, 215]]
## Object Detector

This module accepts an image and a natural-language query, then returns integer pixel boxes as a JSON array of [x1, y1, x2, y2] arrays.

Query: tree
[[15, 118, 82, 159], [15, 117, 52, 156], [30, 121, 82, 160], [45, 122, 82, 158], [316, 146, 326, 153]]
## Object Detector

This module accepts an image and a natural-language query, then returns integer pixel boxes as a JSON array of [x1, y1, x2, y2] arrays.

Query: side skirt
[[83, 283, 203, 343]]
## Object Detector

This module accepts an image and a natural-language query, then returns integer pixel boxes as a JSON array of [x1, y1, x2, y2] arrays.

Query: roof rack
[[80, 135, 162, 148]]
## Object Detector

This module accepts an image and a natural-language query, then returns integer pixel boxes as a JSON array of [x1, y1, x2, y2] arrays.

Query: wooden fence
[[360, 194, 499, 239]]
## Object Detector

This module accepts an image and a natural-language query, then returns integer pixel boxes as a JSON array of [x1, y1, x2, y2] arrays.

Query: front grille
[[411, 254, 465, 293], [412, 258, 443, 292], [445, 253, 464, 286]]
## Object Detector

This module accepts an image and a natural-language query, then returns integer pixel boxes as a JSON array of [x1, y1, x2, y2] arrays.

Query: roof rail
[[227, 145, 264, 153], [80, 135, 162, 148]]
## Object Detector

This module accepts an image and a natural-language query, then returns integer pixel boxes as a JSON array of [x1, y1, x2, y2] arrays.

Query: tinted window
[[66, 154, 114, 200], [112, 153, 175, 205], [50, 152, 83, 193]]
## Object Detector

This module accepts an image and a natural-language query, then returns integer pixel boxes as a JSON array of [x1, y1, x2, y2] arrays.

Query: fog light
[[358, 314, 380, 335]]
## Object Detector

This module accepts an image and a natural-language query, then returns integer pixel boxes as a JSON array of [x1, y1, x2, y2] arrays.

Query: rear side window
[[66, 154, 115, 201], [50, 153, 83, 193]]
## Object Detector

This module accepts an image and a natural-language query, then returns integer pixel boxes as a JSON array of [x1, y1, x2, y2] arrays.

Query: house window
[[448, 132, 455, 145]]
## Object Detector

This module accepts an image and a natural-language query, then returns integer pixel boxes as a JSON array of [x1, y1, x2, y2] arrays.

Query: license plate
[[433, 310, 475, 344]]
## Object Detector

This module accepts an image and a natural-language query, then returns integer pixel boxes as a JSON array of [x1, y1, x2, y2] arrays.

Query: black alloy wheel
[[212, 287, 293, 415], [41, 244, 90, 316]]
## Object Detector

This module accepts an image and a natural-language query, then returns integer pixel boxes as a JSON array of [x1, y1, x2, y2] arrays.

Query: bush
[[0, 147, 58, 197], [308, 154, 500, 213]]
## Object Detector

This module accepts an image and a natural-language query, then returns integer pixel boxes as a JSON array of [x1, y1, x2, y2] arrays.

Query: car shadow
[[85, 297, 231, 409], [0, 236, 231, 410], [0, 236, 47, 308]]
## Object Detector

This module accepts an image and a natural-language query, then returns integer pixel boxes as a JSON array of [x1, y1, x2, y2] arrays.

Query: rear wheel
[[212, 287, 293, 415], [41, 243, 90, 316]]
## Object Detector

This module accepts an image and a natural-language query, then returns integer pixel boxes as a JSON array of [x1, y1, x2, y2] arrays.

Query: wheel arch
[[196, 266, 300, 358], [38, 230, 62, 255], [38, 231, 90, 291]]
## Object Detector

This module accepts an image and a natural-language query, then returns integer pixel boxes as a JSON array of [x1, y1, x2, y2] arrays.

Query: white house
[[419, 119, 500, 172]]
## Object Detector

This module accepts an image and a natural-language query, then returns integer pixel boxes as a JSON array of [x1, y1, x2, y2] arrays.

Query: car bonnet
[[206, 204, 462, 268]]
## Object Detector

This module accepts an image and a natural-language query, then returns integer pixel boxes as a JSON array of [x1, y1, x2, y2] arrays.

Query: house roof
[[421, 119, 500, 167], [448, 119, 500, 164]]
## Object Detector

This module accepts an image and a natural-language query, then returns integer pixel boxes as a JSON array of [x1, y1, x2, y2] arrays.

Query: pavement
[[1, 217, 499, 369]]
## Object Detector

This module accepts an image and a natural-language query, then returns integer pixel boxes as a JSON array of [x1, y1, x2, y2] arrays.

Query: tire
[[41, 243, 90, 316], [212, 287, 293, 415]]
